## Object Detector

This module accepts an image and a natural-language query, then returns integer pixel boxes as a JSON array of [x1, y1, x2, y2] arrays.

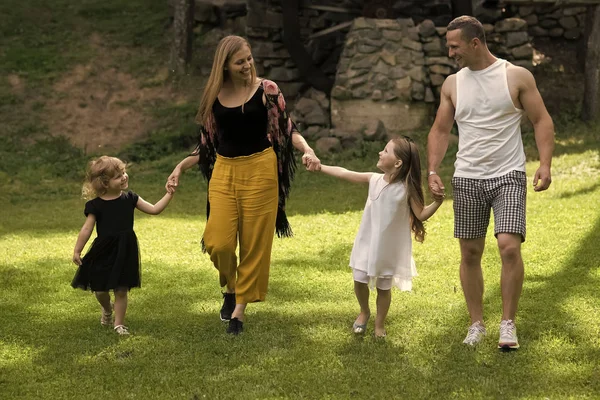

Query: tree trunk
[[282, 0, 333, 93], [582, 5, 600, 121], [451, 0, 474, 17], [170, 0, 194, 75]]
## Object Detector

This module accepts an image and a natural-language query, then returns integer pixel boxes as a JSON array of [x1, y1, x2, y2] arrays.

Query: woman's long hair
[[195, 35, 257, 126], [391, 137, 426, 242]]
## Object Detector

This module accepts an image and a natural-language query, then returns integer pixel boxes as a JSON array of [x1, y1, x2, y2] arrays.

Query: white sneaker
[[498, 319, 519, 350], [463, 321, 487, 346]]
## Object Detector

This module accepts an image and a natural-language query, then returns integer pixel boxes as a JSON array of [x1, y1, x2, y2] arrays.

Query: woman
[[166, 35, 321, 335]]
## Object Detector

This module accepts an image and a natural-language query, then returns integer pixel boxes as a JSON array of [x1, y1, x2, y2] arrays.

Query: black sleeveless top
[[212, 86, 270, 157]]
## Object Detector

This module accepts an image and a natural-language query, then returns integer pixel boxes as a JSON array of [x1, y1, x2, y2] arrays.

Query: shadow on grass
[[406, 215, 600, 398], [557, 181, 600, 200], [1, 213, 599, 398], [0, 244, 420, 398]]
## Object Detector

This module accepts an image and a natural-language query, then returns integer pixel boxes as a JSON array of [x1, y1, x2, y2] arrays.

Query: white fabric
[[349, 174, 417, 291], [454, 58, 526, 179]]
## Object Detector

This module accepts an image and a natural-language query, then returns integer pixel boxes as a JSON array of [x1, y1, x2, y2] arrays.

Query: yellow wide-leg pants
[[203, 148, 278, 304]]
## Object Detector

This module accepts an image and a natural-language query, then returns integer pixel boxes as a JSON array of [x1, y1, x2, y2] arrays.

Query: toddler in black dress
[[72, 156, 174, 335]]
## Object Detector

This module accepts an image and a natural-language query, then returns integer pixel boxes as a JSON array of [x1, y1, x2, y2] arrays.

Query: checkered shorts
[[452, 170, 527, 242]]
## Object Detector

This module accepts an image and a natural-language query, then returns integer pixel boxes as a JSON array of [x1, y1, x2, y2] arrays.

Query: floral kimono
[[192, 79, 298, 250]]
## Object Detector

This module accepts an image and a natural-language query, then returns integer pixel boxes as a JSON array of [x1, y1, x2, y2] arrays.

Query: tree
[[170, 0, 195, 75], [582, 5, 600, 121]]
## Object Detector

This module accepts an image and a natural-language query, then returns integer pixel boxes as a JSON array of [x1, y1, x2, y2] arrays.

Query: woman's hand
[[166, 167, 181, 193], [302, 152, 321, 172], [303, 153, 321, 172]]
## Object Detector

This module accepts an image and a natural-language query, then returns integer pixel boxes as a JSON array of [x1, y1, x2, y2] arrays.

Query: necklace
[[370, 175, 391, 201]]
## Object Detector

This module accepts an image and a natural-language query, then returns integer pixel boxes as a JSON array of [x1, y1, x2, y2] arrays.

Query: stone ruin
[[186, 0, 588, 152]]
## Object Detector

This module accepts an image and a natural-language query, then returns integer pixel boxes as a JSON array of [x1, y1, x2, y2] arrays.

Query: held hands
[[533, 165, 552, 192], [302, 152, 321, 172], [166, 168, 181, 194], [428, 174, 446, 202]]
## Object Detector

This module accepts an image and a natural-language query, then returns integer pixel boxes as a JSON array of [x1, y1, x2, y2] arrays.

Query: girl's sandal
[[114, 325, 130, 335], [352, 313, 370, 334], [100, 303, 114, 326]]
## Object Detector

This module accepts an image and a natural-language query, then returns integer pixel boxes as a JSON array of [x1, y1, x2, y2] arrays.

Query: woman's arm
[[320, 165, 373, 184], [136, 193, 174, 215], [292, 132, 321, 171], [73, 214, 96, 265], [166, 154, 200, 192], [410, 198, 443, 221]]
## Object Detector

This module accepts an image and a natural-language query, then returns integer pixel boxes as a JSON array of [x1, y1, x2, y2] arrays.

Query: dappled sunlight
[[0, 340, 38, 367], [1, 136, 599, 398]]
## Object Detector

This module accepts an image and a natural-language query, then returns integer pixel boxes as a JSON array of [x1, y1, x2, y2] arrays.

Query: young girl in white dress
[[313, 137, 443, 337]]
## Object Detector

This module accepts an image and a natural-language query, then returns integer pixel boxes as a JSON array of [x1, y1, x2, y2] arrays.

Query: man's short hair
[[447, 16, 487, 45]]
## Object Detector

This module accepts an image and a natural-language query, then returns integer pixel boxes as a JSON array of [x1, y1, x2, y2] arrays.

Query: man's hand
[[533, 165, 552, 192], [428, 174, 446, 201]]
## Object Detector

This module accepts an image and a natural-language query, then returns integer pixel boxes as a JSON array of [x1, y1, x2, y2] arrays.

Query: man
[[427, 16, 554, 350]]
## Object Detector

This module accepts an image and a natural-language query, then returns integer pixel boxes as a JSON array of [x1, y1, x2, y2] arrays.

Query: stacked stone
[[330, 18, 457, 104], [244, 1, 306, 99], [331, 18, 426, 103], [290, 88, 331, 140], [477, 2, 587, 41], [245, 0, 356, 99], [419, 20, 455, 100], [515, 5, 586, 40], [486, 18, 533, 70]]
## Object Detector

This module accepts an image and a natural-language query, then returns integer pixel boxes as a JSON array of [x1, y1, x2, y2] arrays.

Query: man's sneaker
[[498, 319, 519, 350], [463, 321, 487, 346], [220, 292, 236, 321], [226, 318, 243, 335]]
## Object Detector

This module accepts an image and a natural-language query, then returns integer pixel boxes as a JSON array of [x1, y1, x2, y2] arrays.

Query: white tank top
[[454, 58, 526, 179]]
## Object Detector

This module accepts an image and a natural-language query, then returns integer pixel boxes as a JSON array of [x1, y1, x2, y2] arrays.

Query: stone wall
[[476, 2, 587, 40], [305, 16, 534, 151], [245, 0, 457, 100], [184, 1, 587, 151]]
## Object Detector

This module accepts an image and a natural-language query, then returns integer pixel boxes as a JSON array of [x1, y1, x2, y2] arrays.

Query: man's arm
[[427, 75, 456, 198], [514, 66, 554, 191]]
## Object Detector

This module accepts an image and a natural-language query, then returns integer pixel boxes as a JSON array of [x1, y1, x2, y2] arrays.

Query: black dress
[[71, 191, 141, 291]]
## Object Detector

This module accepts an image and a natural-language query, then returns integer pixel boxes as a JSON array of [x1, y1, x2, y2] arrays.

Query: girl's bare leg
[[95, 291, 112, 313], [113, 289, 128, 327], [375, 288, 391, 337]]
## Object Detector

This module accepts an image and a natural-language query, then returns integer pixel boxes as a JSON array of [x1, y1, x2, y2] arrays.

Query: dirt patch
[[46, 33, 182, 154], [7, 74, 24, 95]]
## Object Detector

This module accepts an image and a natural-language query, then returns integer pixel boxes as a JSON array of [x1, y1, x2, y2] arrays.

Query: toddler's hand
[[72, 252, 82, 266]]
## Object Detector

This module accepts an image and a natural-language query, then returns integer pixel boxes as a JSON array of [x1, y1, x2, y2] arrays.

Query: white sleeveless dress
[[349, 174, 417, 291]]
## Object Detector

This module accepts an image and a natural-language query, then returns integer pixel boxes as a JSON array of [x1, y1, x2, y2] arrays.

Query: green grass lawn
[[2, 0, 599, 398], [1, 130, 599, 399]]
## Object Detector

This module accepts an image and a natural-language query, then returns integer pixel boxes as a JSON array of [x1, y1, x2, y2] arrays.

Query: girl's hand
[[166, 167, 181, 192], [303, 153, 321, 172], [73, 252, 82, 266]]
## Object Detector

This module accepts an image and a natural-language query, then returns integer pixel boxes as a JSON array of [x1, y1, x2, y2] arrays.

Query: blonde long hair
[[82, 156, 126, 199], [391, 137, 426, 242], [195, 35, 257, 126]]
